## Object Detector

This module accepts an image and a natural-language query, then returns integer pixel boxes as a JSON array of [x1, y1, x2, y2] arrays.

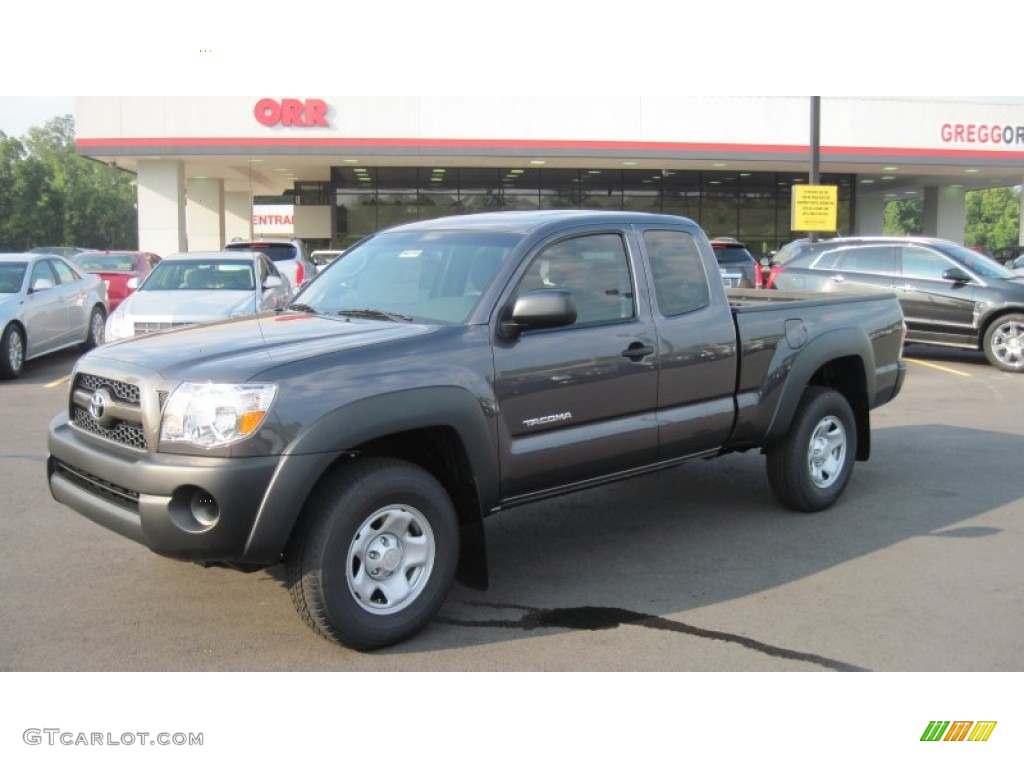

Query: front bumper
[[47, 415, 306, 564]]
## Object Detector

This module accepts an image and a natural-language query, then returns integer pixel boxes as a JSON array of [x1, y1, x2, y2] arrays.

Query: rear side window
[[644, 230, 709, 316], [713, 245, 753, 264], [227, 243, 297, 262], [830, 246, 897, 274]]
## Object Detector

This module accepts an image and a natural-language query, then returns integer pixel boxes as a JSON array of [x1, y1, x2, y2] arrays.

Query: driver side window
[[514, 233, 634, 326]]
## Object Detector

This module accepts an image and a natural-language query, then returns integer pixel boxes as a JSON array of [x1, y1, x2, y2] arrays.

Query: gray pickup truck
[[47, 211, 906, 650]]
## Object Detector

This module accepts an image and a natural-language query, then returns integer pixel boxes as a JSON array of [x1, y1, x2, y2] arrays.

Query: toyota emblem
[[89, 388, 111, 423]]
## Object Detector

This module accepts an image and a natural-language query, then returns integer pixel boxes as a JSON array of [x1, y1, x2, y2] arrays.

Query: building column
[[186, 177, 225, 251], [137, 159, 186, 255], [853, 188, 886, 235], [922, 185, 966, 244], [225, 192, 252, 243]]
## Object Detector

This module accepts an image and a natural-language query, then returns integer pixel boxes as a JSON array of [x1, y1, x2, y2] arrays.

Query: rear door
[[492, 229, 659, 499], [640, 229, 739, 458]]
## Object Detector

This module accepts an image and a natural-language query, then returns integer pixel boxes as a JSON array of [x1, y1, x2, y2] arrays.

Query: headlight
[[160, 382, 277, 449], [106, 309, 133, 341]]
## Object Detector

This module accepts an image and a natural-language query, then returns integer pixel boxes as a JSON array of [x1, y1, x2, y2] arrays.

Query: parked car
[[225, 238, 315, 291], [767, 236, 1024, 372], [104, 250, 292, 342], [72, 251, 162, 311], [311, 249, 345, 273], [0, 252, 108, 379], [710, 238, 762, 288]]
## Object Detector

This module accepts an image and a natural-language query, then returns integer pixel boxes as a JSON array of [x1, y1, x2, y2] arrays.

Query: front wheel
[[286, 458, 459, 650], [982, 314, 1024, 372], [766, 386, 857, 513]]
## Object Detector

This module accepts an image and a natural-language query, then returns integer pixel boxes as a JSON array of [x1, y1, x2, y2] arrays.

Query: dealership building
[[73, 96, 1024, 256]]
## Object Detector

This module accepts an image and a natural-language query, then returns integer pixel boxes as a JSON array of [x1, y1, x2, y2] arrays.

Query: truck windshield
[[292, 230, 521, 323]]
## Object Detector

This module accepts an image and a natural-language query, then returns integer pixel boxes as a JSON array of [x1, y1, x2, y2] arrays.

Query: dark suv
[[767, 236, 1024, 372], [710, 238, 762, 288]]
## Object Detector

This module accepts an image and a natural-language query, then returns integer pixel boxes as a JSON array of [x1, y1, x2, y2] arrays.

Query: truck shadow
[[353, 423, 1022, 657]]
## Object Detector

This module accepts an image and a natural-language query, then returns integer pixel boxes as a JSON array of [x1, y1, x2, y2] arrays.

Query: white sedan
[[105, 250, 292, 342]]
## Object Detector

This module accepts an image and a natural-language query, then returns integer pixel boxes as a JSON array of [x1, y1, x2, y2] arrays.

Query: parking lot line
[[44, 375, 71, 388], [904, 358, 972, 377]]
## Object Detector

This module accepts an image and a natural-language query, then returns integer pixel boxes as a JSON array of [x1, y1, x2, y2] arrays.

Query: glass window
[[643, 229, 710, 316], [30, 260, 56, 289], [700, 172, 739, 238], [832, 245, 897, 274], [515, 233, 634, 326], [539, 169, 581, 209], [580, 169, 624, 210], [51, 259, 79, 284], [661, 170, 700, 220], [900, 246, 955, 280]]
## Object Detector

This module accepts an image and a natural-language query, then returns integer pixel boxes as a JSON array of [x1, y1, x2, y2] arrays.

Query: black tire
[[982, 313, 1024, 372], [766, 386, 857, 513], [79, 305, 106, 351], [0, 324, 26, 380], [286, 457, 459, 650]]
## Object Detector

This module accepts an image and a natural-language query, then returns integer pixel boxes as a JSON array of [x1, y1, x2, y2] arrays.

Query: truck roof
[[383, 209, 701, 235]]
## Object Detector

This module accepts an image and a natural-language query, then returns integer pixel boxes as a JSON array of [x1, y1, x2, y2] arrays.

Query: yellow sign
[[791, 185, 838, 232]]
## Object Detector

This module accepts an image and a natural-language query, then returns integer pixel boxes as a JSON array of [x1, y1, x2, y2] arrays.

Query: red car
[[72, 251, 161, 311]]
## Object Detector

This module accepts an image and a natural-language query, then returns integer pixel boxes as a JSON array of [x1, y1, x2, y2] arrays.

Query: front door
[[492, 230, 658, 500]]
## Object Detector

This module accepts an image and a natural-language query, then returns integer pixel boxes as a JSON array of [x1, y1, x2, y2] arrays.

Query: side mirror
[[262, 275, 284, 290], [942, 267, 971, 284], [31, 277, 55, 293], [499, 289, 577, 339]]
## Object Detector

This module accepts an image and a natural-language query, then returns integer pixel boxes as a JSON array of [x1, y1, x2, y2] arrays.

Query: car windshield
[[712, 245, 754, 264], [944, 243, 1017, 279], [772, 239, 810, 266], [293, 230, 521, 324], [0, 263, 28, 293], [74, 254, 137, 272], [141, 260, 255, 291], [226, 242, 297, 262]]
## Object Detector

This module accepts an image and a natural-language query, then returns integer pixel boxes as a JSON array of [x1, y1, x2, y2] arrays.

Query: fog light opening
[[190, 489, 220, 527]]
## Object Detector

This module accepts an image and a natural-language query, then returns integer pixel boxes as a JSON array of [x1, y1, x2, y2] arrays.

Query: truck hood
[[88, 311, 437, 381]]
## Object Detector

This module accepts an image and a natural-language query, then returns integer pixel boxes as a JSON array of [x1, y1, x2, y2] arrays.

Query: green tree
[[0, 116, 137, 251], [883, 198, 923, 235], [965, 187, 1020, 251]]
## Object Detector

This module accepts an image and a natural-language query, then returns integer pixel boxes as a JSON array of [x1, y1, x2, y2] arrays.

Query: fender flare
[[243, 386, 499, 571]]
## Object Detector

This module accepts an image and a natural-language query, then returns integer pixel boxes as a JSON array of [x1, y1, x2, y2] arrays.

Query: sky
[[0, 96, 74, 137]]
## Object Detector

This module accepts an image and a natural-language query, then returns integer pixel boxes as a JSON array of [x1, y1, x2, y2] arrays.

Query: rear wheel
[[982, 314, 1024, 372], [766, 386, 856, 512], [80, 305, 105, 351], [286, 457, 459, 650], [0, 324, 25, 379]]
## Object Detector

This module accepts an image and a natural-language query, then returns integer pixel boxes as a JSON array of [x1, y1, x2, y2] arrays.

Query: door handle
[[621, 342, 654, 362], [831, 274, 846, 283]]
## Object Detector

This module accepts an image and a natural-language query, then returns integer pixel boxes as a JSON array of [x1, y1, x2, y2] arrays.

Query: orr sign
[[254, 98, 329, 128]]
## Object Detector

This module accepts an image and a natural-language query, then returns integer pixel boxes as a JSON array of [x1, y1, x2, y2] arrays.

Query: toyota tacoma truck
[[47, 211, 907, 650]]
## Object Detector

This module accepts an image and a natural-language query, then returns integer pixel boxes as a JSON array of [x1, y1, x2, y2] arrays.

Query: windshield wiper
[[286, 303, 320, 314], [337, 308, 413, 322]]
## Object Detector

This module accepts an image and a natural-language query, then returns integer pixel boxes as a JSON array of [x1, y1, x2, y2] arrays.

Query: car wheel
[[79, 305, 106, 351], [286, 457, 459, 650], [766, 386, 857, 512], [0, 324, 26, 380], [982, 313, 1024, 372]]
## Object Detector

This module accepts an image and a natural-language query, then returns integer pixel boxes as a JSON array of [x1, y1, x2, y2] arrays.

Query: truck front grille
[[70, 373, 148, 451], [72, 407, 148, 450]]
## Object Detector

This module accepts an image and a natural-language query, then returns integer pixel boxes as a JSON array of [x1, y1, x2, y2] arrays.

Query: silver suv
[[225, 238, 316, 291]]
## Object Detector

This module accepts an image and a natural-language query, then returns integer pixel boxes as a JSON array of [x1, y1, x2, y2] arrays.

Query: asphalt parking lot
[[1, 342, 1021, 672]]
